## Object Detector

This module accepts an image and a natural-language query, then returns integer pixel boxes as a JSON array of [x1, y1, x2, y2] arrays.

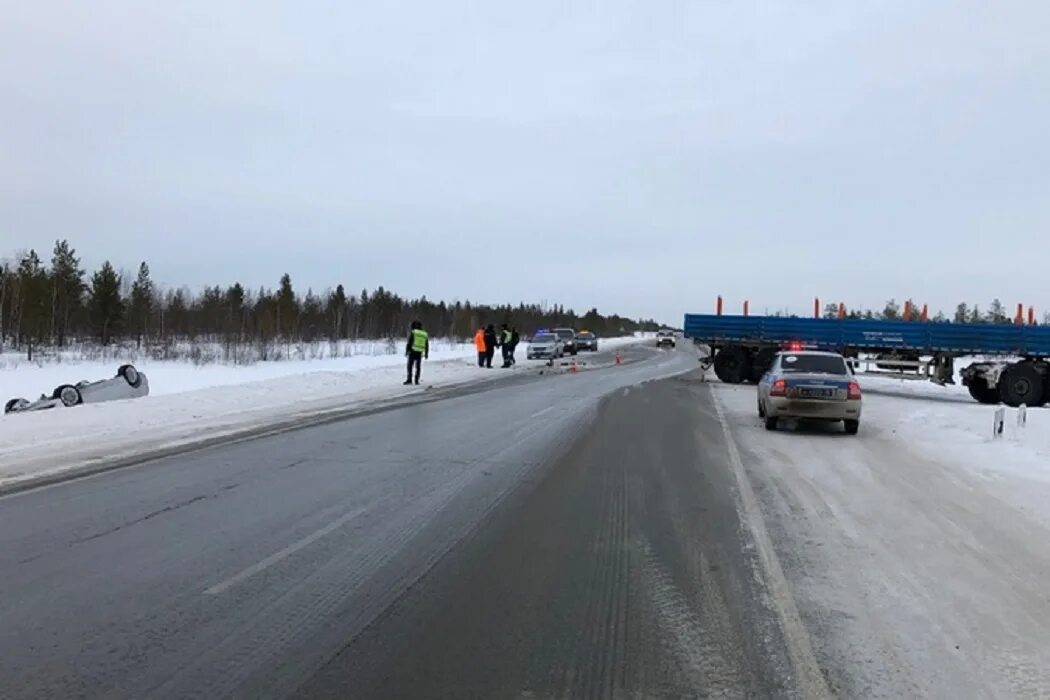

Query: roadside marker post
[[615, 351, 622, 365], [993, 407, 1005, 439], [1018, 404, 1027, 428]]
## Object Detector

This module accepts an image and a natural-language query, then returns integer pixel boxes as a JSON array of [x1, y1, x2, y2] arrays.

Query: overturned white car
[[5, 364, 149, 415]]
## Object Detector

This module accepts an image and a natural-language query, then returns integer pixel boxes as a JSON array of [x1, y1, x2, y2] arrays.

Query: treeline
[[805, 299, 1050, 324], [0, 241, 661, 352]]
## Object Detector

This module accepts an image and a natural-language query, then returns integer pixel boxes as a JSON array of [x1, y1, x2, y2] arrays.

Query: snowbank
[[858, 380, 1050, 527], [0, 336, 644, 490]]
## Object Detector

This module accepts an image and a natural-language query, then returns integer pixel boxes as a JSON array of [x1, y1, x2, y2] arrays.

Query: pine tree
[[50, 240, 84, 346], [969, 305, 982, 324], [326, 284, 347, 339], [881, 299, 900, 320], [16, 249, 50, 347], [275, 273, 297, 338], [88, 261, 125, 345], [226, 283, 246, 341], [129, 262, 154, 347], [954, 302, 969, 323], [0, 262, 9, 348], [986, 298, 1008, 324]]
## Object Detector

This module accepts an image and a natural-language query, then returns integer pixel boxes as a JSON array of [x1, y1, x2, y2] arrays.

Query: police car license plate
[[799, 388, 834, 399]]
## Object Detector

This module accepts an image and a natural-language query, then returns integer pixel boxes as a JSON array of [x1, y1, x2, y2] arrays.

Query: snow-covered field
[[0, 336, 643, 489], [0, 338, 476, 400]]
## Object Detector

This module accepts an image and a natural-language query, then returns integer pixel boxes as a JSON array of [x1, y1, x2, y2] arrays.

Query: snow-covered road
[[712, 380, 1050, 698]]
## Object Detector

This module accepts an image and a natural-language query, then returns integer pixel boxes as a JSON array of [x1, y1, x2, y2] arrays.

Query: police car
[[527, 331, 565, 360], [757, 351, 862, 434]]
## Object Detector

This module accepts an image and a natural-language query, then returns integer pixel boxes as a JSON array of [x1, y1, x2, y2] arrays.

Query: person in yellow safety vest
[[404, 320, 429, 385]]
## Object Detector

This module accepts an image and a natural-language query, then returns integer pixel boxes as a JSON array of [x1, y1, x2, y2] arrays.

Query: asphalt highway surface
[[9, 341, 1042, 698], [4, 343, 808, 699]]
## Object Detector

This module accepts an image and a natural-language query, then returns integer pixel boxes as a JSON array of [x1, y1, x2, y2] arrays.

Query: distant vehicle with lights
[[527, 331, 565, 360], [757, 350, 862, 434], [656, 329, 676, 348], [575, 331, 598, 352]]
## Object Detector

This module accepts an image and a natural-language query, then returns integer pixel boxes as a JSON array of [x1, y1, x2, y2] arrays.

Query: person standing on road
[[507, 327, 520, 366], [500, 324, 514, 368], [474, 327, 486, 368], [484, 324, 498, 368], [404, 320, 429, 385]]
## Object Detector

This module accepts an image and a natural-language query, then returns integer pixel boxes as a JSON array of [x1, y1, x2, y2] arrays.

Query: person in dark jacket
[[404, 320, 429, 385], [483, 324, 498, 368], [500, 324, 514, 368], [507, 327, 520, 366]]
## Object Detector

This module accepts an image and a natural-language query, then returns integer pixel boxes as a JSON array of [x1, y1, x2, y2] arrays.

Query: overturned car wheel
[[53, 384, 83, 407], [118, 364, 142, 388], [5, 398, 30, 414]]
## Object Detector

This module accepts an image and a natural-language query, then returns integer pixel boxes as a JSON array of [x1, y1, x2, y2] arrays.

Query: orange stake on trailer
[[921, 304, 928, 321], [717, 295, 723, 316], [743, 300, 750, 317], [814, 297, 820, 319], [1016, 303, 1024, 325], [1029, 307, 1036, 325], [838, 302, 846, 320], [904, 300, 912, 320]]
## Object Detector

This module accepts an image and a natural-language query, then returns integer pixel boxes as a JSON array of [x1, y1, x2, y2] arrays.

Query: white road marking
[[529, 406, 558, 419], [203, 505, 370, 595], [710, 387, 833, 698]]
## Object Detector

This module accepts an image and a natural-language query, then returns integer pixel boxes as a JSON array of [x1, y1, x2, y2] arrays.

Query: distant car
[[656, 329, 676, 348], [527, 332, 564, 361], [756, 351, 861, 434], [575, 331, 598, 352], [552, 328, 578, 356], [5, 364, 150, 415]]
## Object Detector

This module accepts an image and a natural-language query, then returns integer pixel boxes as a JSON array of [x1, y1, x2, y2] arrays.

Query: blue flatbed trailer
[[682, 313, 1050, 407]]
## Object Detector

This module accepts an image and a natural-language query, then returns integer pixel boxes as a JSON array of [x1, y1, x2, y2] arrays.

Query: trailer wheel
[[967, 381, 999, 404], [998, 363, 1044, 407], [713, 346, 751, 384], [53, 384, 82, 407], [749, 347, 777, 383]]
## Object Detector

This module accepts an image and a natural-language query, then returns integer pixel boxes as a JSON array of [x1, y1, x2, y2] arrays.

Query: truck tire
[[749, 347, 777, 383], [714, 346, 751, 384], [53, 384, 82, 407], [118, 364, 142, 388], [998, 362, 1044, 407], [967, 381, 999, 404]]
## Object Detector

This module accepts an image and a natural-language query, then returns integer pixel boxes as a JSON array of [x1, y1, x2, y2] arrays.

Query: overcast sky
[[2, 1, 1048, 325]]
